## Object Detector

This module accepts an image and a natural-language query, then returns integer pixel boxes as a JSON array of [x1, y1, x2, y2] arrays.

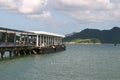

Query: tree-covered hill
[[63, 27, 120, 44]]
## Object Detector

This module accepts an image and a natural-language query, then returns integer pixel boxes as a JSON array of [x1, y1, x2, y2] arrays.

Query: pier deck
[[0, 27, 65, 59]]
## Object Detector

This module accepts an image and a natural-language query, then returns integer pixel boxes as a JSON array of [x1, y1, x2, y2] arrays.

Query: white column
[[54, 37, 56, 45], [49, 36, 51, 45], [14, 33, 16, 44], [42, 35, 45, 47], [52, 37, 54, 45], [51, 37, 52, 45], [39, 35, 41, 47], [46, 36, 47, 46], [50, 36, 51, 46], [36, 35, 39, 47]]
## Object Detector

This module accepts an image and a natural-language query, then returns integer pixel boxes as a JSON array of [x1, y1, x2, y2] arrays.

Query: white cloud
[[19, 0, 47, 14], [60, 0, 113, 10], [0, 0, 17, 9], [0, 0, 120, 22], [50, 0, 120, 22], [0, 0, 51, 18], [68, 11, 118, 22]]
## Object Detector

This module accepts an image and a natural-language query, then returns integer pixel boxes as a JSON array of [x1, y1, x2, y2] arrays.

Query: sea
[[0, 44, 120, 80]]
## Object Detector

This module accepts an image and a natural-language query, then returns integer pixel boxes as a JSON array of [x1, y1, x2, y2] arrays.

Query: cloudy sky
[[0, 0, 120, 34]]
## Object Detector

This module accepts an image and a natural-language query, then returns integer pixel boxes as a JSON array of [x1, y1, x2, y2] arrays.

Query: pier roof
[[0, 27, 65, 38], [31, 31, 65, 38], [0, 27, 34, 34]]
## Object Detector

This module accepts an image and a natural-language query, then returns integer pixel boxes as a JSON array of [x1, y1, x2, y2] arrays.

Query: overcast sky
[[0, 0, 120, 35]]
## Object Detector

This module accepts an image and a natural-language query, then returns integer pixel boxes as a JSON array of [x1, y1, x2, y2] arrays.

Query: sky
[[0, 0, 120, 35]]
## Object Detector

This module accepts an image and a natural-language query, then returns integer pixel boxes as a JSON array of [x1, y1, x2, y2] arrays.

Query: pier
[[0, 27, 65, 59]]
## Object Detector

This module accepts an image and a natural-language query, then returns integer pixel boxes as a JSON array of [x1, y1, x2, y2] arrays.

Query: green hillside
[[63, 27, 120, 44]]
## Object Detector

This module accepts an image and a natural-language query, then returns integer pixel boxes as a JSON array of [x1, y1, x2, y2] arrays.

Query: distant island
[[63, 27, 120, 44]]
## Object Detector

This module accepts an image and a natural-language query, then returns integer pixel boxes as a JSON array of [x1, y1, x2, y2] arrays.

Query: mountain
[[65, 32, 78, 37], [63, 27, 120, 43]]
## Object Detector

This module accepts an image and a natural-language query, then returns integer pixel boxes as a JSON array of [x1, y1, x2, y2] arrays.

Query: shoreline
[[64, 42, 101, 44], [64, 42, 120, 45]]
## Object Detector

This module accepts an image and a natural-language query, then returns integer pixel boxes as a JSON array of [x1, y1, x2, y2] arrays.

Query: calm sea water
[[0, 44, 120, 80]]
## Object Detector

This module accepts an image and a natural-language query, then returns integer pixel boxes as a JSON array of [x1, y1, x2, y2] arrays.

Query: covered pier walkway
[[0, 27, 65, 59]]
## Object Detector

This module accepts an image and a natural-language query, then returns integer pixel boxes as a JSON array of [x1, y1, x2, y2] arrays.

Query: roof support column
[[45, 36, 47, 47], [49, 36, 51, 46], [36, 35, 39, 47], [54, 37, 56, 45], [52, 37, 54, 45], [39, 35, 41, 47], [42, 35, 45, 47]]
